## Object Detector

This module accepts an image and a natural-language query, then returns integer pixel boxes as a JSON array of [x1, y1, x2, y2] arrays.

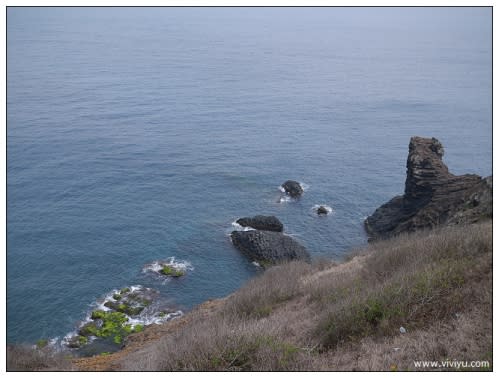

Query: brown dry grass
[[110, 221, 492, 371], [6, 344, 74, 371], [15, 221, 491, 371]]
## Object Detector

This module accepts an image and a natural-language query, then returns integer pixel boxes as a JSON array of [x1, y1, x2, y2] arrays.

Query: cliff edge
[[365, 136, 492, 240]]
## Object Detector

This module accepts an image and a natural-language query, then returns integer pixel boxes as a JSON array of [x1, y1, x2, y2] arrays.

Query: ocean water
[[7, 7, 492, 344]]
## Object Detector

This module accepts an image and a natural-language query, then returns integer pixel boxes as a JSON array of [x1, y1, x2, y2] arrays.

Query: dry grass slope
[[116, 221, 492, 371], [6, 344, 74, 371], [8, 221, 492, 371]]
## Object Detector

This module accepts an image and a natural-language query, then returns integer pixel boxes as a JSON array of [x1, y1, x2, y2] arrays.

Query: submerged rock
[[142, 258, 192, 279], [236, 215, 284, 232], [281, 180, 304, 197], [365, 137, 492, 240], [67, 335, 89, 349], [159, 264, 184, 277], [231, 230, 310, 266], [317, 206, 329, 215]]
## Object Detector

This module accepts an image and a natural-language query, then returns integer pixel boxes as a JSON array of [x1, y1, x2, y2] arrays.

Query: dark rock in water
[[103, 300, 144, 316], [236, 215, 284, 232], [124, 287, 157, 306], [104, 301, 145, 316], [103, 301, 119, 311], [231, 230, 310, 265], [78, 321, 101, 337], [317, 206, 329, 215], [101, 287, 158, 316], [282, 180, 304, 197], [365, 136, 492, 240], [66, 338, 80, 349], [159, 264, 184, 277], [67, 335, 89, 349]]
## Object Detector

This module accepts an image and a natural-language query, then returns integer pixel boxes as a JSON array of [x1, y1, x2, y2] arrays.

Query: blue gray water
[[7, 7, 492, 344]]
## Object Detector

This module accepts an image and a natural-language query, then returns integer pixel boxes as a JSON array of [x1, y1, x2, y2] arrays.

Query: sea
[[7, 7, 492, 346]]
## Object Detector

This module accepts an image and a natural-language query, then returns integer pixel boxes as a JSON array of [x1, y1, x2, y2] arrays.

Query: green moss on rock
[[79, 321, 100, 337], [91, 310, 106, 320], [75, 286, 153, 348], [126, 306, 145, 316], [160, 265, 184, 277], [78, 336, 88, 345], [36, 339, 48, 349]]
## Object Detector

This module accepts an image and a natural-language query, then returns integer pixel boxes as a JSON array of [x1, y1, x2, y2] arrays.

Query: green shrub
[[317, 252, 475, 347], [133, 324, 144, 332], [36, 339, 48, 349], [199, 335, 302, 370], [116, 222, 492, 372], [254, 306, 273, 318], [223, 261, 312, 318]]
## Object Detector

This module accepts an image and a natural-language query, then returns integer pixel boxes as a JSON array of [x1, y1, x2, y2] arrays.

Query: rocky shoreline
[[365, 136, 492, 240], [61, 259, 192, 354], [70, 220, 492, 371], [19, 136, 492, 366]]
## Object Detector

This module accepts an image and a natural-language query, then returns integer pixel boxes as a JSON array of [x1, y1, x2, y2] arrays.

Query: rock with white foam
[[236, 215, 284, 232], [315, 205, 332, 215], [142, 257, 193, 279], [281, 180, 304, 197]]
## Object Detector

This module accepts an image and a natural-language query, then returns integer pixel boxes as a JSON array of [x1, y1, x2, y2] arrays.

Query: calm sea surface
[[7, 7, 492, 344]]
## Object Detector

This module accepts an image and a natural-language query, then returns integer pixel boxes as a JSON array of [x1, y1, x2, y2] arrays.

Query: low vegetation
[[114, 221, 491, 371], [160, 264, 184, 277], [6, 344, 74, 372], [89, 310, 144, 344], [8, 221, 492, 371]]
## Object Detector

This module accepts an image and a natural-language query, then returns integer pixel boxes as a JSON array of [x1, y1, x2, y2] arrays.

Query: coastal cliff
[[365, 137, 492, 240], [67, 221, 491, 372], [8, 137, 492, 372]]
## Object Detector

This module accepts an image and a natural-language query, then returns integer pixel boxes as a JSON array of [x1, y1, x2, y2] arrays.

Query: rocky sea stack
[[236, 215, 284, 232], [365, 136, 492, 240], [231, 230, 310, 266], [231, 215, 310, 266]]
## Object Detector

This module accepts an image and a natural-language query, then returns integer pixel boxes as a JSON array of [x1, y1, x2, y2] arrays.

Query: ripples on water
[[7, 7, 491, 344]]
